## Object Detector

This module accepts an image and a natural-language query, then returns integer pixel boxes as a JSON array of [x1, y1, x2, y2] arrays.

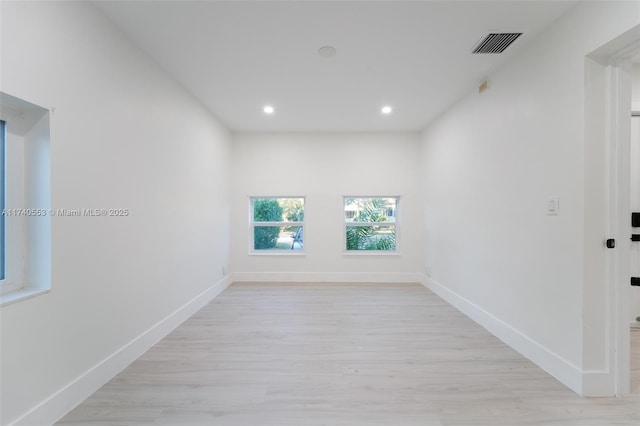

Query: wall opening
[[0, 92, 52, 306]]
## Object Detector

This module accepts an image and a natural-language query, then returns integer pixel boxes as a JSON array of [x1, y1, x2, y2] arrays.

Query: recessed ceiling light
[[381, 106, 392, 115], [318, 46, 336, 58], [263, 105, 274, 114]]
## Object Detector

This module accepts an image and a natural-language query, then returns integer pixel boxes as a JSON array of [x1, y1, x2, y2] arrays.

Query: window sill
[[343, 251, 401, 256], [249, 251, 306, 256], [0, 287, 50, 307]]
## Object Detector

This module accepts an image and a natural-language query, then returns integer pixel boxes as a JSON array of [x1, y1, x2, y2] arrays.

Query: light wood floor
[[632, 328, 640, 394], [58, 283, 640, 425]]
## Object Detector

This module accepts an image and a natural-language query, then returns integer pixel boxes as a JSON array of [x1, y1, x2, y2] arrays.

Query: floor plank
[[632, 328, 640, 394], [58, 283, 640, 425]]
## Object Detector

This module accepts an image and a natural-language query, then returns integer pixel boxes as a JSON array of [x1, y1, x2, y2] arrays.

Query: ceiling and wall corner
[[92, 0, 579, 133]]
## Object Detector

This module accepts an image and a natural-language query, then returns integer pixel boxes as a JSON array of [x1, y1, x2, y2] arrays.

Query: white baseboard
[[12, 275, 232, 426], [582, 370, 614, 397], [231, 271, 423, 283], [420, 275, 596, 396], [12, 272, 614, 426]]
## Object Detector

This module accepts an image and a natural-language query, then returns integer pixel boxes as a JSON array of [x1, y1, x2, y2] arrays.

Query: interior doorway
[[596, 33, 640, 397]]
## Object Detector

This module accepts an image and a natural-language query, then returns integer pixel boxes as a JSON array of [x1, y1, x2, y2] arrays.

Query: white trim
[[252, 221, 304, 227], [10, 275, 232, 426], [421, 275, 584, 395], [0, 280, 23, 296], [582, 370, 615, 397], [0, 287, 49, 307], [231, 271, 423, 283], [248, 252, 305, 257], [607, 45, 637, 397], [343, 251, 401, 256]]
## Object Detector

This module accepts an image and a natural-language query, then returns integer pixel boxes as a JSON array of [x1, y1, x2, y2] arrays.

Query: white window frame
[[249, 196, 305, 255], [0, 92, 51, 306], [343, 196, 399, 255]]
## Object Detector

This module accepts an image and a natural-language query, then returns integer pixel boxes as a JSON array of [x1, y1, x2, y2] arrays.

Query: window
[[250, 197, 304, 253], [344, 196, 398, 252], [0, 92, 51, 306], [0, 120, 5, 280]]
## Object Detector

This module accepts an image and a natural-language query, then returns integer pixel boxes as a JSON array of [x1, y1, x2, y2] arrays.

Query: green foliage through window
[[253, 198, 283, 249], [251, 197, 304, 251], [345, 197, 397, 251]]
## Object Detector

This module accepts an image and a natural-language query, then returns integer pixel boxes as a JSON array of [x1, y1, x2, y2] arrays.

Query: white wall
[[420, 1, 640, 395], [0, 1, 231, 424], [230, 132, 424, 282], [24, 113, 52, 291]]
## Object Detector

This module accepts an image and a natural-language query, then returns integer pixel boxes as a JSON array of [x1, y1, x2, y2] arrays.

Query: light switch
[[547, 196, 559, 215]]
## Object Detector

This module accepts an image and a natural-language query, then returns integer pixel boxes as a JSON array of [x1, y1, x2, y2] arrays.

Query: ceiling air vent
[[472, 32, 522, 54]]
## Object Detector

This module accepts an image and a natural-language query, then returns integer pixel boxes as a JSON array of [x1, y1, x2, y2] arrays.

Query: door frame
[[607, 42, 638, 396]]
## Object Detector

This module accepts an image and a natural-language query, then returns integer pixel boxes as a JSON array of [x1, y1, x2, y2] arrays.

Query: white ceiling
[[94, 0, 578, 132]]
